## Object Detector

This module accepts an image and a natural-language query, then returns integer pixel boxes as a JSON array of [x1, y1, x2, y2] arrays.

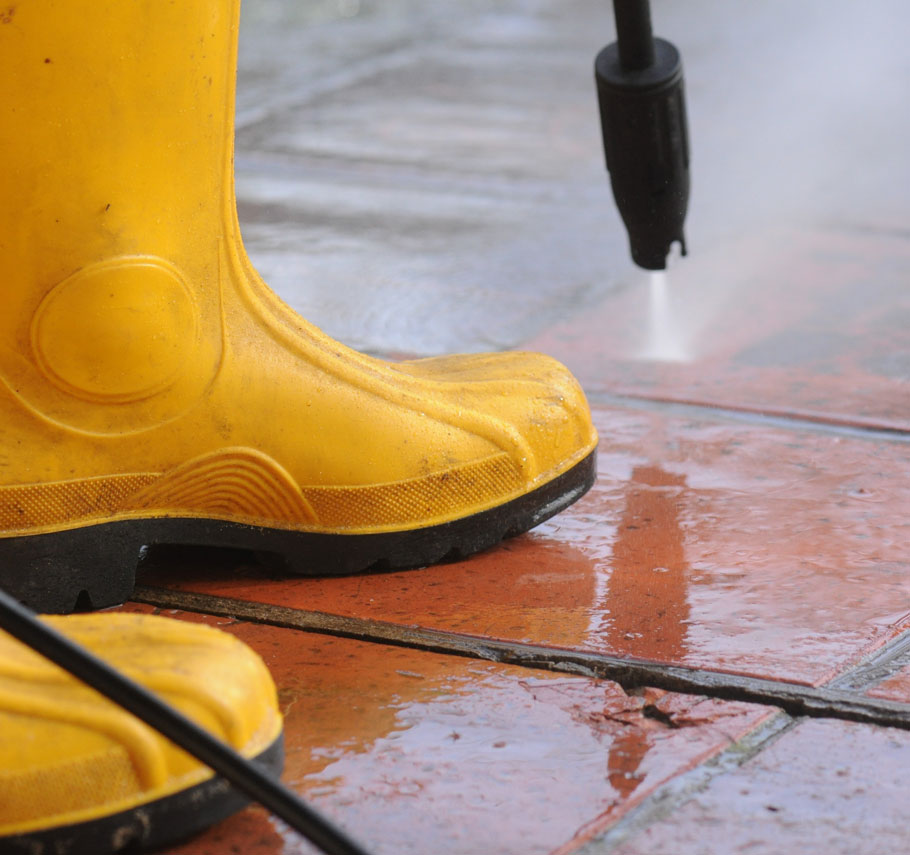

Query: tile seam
[[827, 626, 910, 692], [567, 712, 797, 855], [236, 153, 570, 203], [235, 43, 423, 129], [578, 624, 910, 855], [132, 586, 910, 731], [585, 392, 910, 443]]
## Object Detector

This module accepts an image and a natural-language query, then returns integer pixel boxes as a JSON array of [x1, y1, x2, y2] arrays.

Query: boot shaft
[[0, 0, 239, 278], [0, 0, 240, 424]]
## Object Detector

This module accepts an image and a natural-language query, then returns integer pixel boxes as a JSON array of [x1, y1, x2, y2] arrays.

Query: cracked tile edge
[[827, 626, 910, 692]]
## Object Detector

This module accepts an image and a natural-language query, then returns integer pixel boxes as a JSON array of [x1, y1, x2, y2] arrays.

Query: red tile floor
[[130, 380, 910, 853], [125, 0, 910, 851], [131, 228, 910, 852]]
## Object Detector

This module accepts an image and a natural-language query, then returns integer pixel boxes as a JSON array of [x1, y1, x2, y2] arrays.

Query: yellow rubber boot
[[0, 612, 283, 852], [0, 0, 598, 613]]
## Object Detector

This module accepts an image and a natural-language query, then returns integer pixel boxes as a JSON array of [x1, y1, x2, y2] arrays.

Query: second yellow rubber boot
[[0, 1, 598, 613], [0, 612, 282, 852]]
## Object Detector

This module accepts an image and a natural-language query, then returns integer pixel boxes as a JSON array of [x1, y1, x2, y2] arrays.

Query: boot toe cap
[[396, 350, 598, 485]]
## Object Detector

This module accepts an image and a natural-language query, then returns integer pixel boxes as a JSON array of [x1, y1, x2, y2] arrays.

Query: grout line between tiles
[[132, 586, 910, 731], [586, 392, 910, 443], [577, 627, 910, 855], [235, 151, 572, 203], [568, 711, 797, 855], [575, 625, 910, 854], [827, 626, 910, 692], [235, 43, 422, 129]]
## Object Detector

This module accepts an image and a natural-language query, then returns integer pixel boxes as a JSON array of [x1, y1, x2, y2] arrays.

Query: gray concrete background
[[234, 0, 910, 357]]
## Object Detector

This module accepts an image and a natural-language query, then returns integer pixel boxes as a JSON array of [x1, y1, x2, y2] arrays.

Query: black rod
[[0, 588, 373, 855], [613, 0, 655, 70]]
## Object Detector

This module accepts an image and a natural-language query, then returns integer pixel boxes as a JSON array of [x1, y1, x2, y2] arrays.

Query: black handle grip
[[595, 35, 690, 270]]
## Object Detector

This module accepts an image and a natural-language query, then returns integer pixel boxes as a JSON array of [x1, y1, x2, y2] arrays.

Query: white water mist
[[639, 270, 690, 362]]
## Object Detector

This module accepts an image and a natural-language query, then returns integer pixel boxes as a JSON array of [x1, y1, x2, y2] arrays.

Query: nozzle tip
[[629, 235, 687, 271]]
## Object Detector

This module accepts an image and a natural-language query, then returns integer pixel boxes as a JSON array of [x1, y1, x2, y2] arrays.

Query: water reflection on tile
[[140, 405, 910, 687], [603, 465, 691, 663], [122, 608, 767, 855]]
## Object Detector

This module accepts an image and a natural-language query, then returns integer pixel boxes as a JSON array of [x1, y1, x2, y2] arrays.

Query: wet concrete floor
[[133, 0, 910, 852]]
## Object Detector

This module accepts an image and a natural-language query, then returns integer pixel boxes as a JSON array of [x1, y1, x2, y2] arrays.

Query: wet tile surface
[[606, 719, 910, 855], [529, 230, 910, 430], [139, 405, 910, 686], [235, 0, 910, 419], [235, 0, 625, 358], [120, 606, 770, 855]]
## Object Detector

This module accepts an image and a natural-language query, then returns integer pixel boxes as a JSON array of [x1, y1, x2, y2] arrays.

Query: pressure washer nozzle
[[595, 1, 690, 270]]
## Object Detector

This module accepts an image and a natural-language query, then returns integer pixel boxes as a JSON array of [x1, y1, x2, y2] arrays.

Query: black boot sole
[[0, 450, 596, 613]]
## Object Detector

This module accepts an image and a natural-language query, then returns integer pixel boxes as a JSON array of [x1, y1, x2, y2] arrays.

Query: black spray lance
[[595, 0, 690, 270]]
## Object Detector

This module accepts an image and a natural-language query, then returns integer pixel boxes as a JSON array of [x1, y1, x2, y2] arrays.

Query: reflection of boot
[[606, 466, 689, 661], [0, 612, 282, 852], [0, 0, 597, 613]]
